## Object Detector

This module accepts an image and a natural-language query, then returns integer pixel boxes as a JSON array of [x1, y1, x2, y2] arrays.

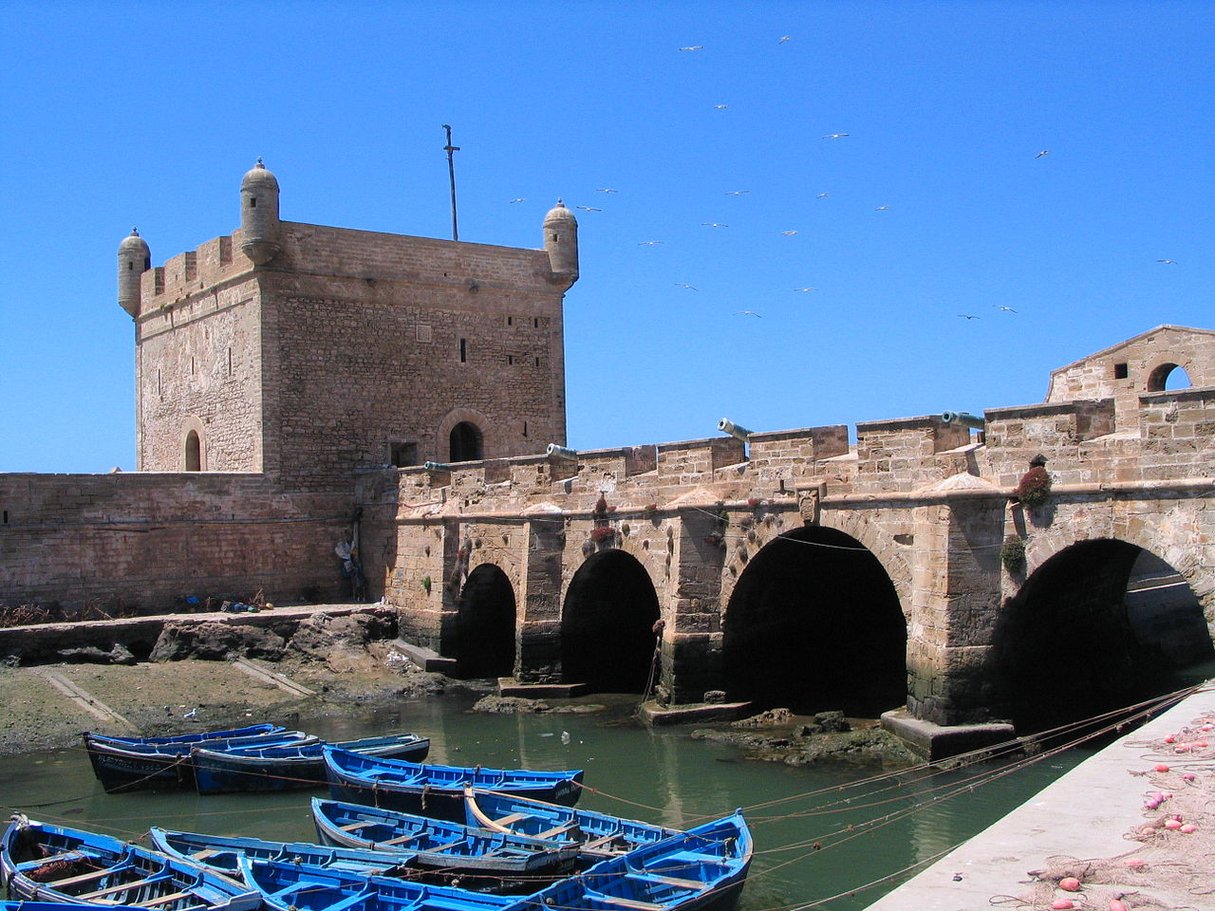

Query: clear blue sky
[[1, 1, 1211, 473]]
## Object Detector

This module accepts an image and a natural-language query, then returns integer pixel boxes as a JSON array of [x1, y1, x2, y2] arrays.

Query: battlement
[[140, 233, 245, 312]]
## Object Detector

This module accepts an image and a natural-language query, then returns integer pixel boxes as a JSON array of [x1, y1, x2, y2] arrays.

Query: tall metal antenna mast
[[442, 124, 460, 241]]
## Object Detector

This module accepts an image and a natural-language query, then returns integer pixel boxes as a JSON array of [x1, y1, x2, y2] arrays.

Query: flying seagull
[[1035, 149, 1050, 159], [781, 230, 799, 236], [1157, 258, 1178, 265], [713, 104, 729, 110], [736, 309, 763, 318], [816, 192, 830, 200], [822, 132, 849, 140], [675, 282, 698, 291], [993, 305, 1018, 313], [875, 204, 890, 211], [638, 240, 664, 246], [778, 35, 792, 44], [509, 197, 526, 204], [575, 205, 602, 212], [795, 287, 818, 293], [958, 313, 980, 320], [596, 187, 618, 194], [679, 45, 704, 52], [702, 222, 728, 228], [725, 189, 750, 196]]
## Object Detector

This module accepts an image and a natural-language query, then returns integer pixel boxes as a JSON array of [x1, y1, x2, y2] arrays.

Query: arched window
[[1147, 363, 1192, 392], [185, 430, 202, 471], [449, 422, 483, 462]]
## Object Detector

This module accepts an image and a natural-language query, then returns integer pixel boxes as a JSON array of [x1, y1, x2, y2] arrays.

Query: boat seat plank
[[338, 822, 367, 832], [189, 849, 221, 860], [490, 813, 529, 826], [48, 866, 129, 887], [428, 838, 468, 853], [579, 833, 623, 850], [79, 874, 165, 898], [140, 890, 194, 907], [380, 833, 424, 847], [535, 822, 578, 839], [636, 873, 703, 889]]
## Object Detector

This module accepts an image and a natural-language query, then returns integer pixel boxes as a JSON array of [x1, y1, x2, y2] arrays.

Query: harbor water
[[0, 694, 1090, 910]]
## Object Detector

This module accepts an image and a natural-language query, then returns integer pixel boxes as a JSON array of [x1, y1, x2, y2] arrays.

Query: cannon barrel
[[423, 461, 453, 471], [545, 443, 579, 460], [941, 411, 985, 430], [717, 418, 753, 442]]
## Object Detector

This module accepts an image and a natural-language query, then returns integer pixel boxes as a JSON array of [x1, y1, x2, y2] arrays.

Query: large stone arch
[[561, 547, 661, 693], [821, 507, 915, 620], [1019, 499, 1215, 627], [991, 532, 1213, 733], [450, 561, 518, 679], [721, 524, 907, 716]]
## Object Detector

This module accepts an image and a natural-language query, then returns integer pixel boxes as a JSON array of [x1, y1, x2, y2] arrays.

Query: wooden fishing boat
[[236, 855, 520, 911], [0, 815, 261, 911], [191, 733, 432, 794], [323, 747, 584, 822], [146, 827, 422, 878], [84, 723, 284, 748], [461, 786, 681, 859], [310, 798, 581, 878], [506, 811, 753, 911], [83, 729, 317, 793]]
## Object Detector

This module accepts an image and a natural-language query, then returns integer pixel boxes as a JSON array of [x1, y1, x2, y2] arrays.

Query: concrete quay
[[865, 684, 1215, 911]]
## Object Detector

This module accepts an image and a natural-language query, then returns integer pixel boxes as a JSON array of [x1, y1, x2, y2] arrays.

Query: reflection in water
[[0, 695, 1088, 911]]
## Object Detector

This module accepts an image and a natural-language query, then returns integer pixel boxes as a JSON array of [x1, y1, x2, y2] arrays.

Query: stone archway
[[722, 526, 907, 716], [562, 550, 660, 693], [992, 538, 1213, 733], [452, 563, 517, 679]]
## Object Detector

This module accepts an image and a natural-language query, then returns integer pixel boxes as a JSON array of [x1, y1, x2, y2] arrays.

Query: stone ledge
[[637, 699, 753, 726], [881, 708, 1016, 760], [497, 678, 588, 698], [389, 639, 458, 673]]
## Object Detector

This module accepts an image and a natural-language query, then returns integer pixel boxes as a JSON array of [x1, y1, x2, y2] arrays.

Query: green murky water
[[0, 696, 1090, 910]]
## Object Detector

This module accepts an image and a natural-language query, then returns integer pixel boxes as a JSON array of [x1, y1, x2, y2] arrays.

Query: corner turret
[[117, 228, 151, 318], [239, 158, 281, 265], [543, 199, 579, 287]]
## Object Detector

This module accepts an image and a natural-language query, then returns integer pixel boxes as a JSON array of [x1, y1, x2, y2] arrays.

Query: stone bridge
[[360, 325, 1215, 737]]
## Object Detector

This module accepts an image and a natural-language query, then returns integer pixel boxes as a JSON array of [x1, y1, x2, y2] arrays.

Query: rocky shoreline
[[0, 607, 917, 766]]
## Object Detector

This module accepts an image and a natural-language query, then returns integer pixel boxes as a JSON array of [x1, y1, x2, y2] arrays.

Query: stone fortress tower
[[117, 162, 579, 487]]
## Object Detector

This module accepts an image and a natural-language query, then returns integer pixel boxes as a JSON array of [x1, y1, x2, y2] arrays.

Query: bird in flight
[[795, 287, 817, 293], [576, 205, 602, 212], [993, 305, 1018, 313], [725, 189, 750, 196], [509, 197, 526, 204], [875, 204, 891, 211], [679, 45, 704, 52], [736, 309, 763, 318], [675, 282, 698, 291], [781, 230, 799, 236], [702, 222, 728, 228], [958, 313, 980, 320], [638, 240, 664, 246], [1035, 149, 1050, 159], [822, 132, 849, 140], [1157, 258, 1178, 265], [596, 187, 618, 194], [713, 104, 729, 110], [816, 192, 829, 200], [778, 35, 792, 44]]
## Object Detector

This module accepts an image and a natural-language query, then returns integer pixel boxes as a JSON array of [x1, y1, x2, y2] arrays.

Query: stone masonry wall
[[0, 473, 353, 611]]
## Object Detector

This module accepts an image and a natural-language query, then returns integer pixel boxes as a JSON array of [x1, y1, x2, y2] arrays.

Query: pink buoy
[[1179, 823, 1197, 834], [1124, 857, 1147, 870], [1059, 877, 1082, 892], [1164, 818, 1182, 830], [1163, 734, 1175, 743], [1109, 900, 1128, 911], [1051, 900, 1074, 910], [1154, 763, 1170, 772], [1182, 772, 1196, 782]]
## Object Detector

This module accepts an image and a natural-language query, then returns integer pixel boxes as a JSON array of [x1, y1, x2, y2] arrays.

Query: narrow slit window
[[460, 338, 467, 363]]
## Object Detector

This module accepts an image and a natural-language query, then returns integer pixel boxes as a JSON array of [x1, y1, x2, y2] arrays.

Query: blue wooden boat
[[0, 814, 261, 911], [147, 827, 422, 877], [191, 733, 432, 794], [310, 798, 581, 878], [83, 729, 317, 793], [84, 722, 284, 747], [323, 747, 584, 822], [505, 812, 753, 911], [236, 855, 520, 911], [461, 786, 681, 859]]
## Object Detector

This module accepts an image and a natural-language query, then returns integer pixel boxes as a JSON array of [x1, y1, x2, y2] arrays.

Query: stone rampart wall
[[0, 473, 353, 611]]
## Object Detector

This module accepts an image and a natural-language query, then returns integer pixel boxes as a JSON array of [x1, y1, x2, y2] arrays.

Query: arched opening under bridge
[[562, 550, 660, 693], [993, 540, 1213, 733], [722, 527, 907, 716], [452, 563, 517, 679]]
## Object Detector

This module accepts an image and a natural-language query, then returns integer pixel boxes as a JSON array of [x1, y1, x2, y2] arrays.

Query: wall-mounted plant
[[590, 525, 617, 544], [1013, 455, 1053, 508], [420, 575, 432, 594], [1001, 536, 1027, 573]]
